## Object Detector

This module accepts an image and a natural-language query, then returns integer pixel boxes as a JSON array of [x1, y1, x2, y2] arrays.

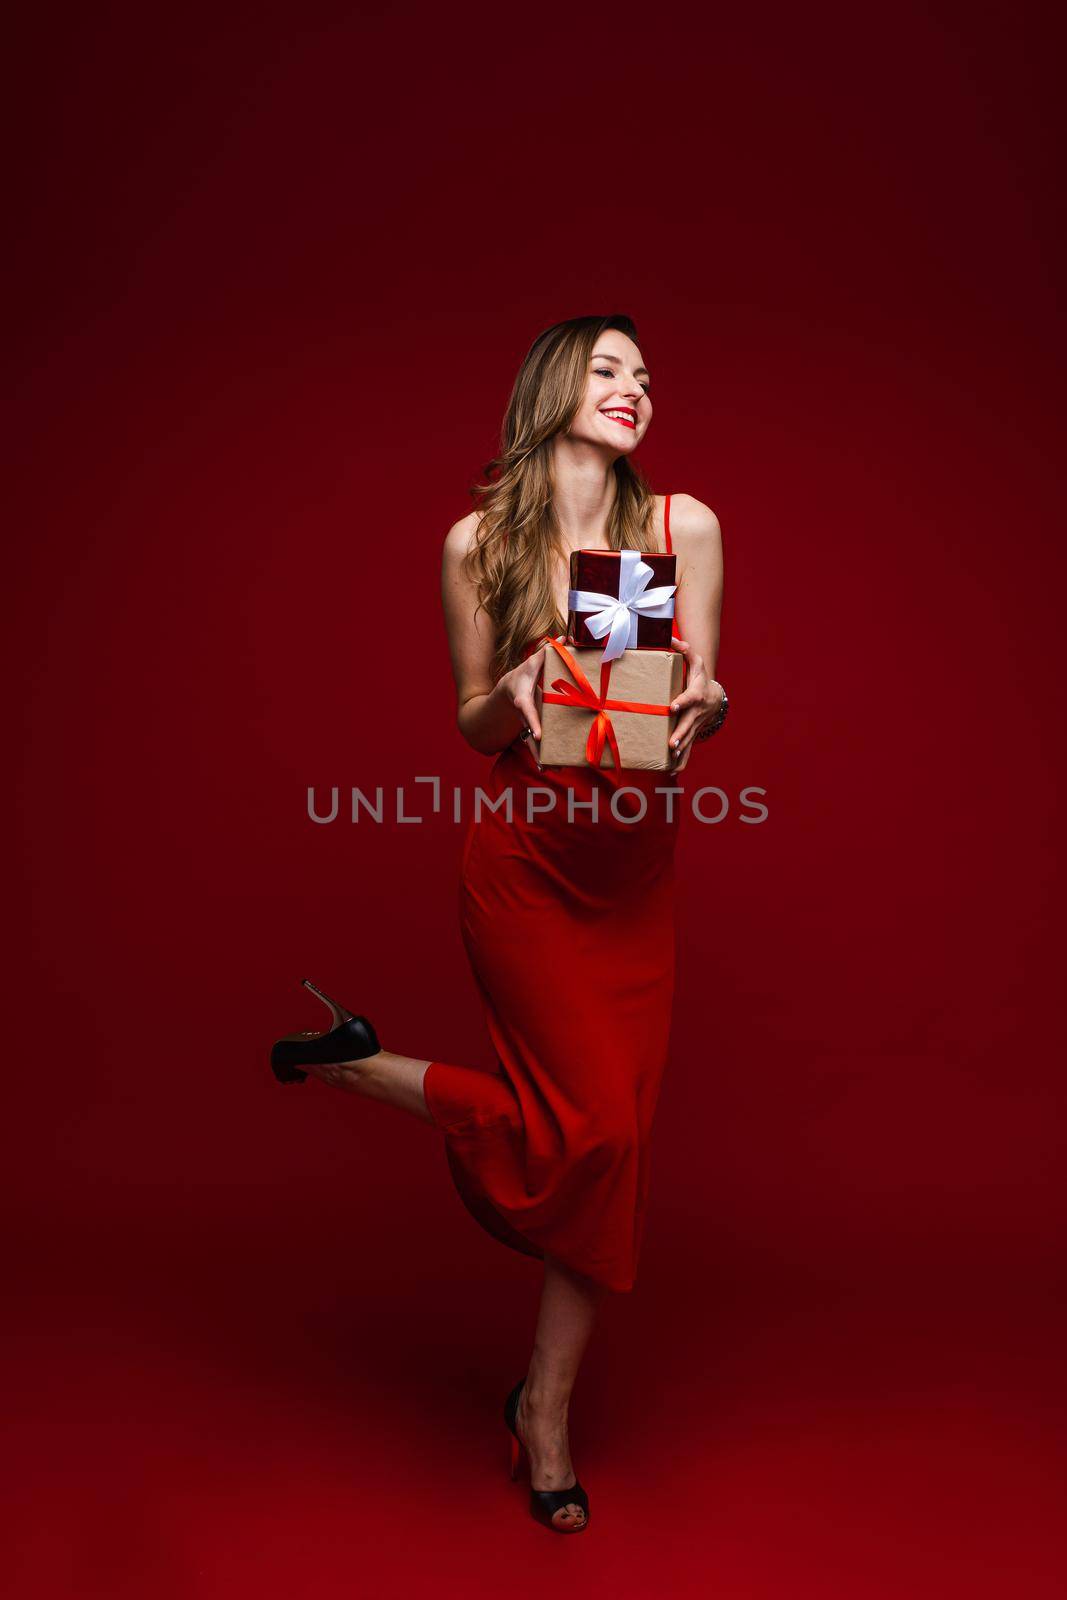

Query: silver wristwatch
[[697, 688, 729, 740]]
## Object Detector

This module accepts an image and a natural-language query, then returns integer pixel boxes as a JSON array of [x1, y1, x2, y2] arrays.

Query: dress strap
[[663, 495, 682, 642]]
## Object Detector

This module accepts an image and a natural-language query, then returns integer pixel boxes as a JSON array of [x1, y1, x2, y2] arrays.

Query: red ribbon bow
[[536, 635, 674, 779]]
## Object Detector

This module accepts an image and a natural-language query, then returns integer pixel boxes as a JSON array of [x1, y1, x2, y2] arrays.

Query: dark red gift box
[[566, 549, 678, 654]]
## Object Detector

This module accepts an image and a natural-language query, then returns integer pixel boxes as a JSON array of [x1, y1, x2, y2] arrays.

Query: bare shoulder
[[667, 493, 722, 546], [442, 509, 484, 575], [441, 508, 489, 592]]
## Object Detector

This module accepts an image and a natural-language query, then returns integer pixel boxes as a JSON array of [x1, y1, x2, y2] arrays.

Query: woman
[[271, 314, 726, 1533]]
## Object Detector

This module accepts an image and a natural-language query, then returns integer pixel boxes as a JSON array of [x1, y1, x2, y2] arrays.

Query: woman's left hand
[[667, 636, 725, 772]]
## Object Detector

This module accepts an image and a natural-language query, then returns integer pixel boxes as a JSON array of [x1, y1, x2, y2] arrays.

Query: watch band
[[696, 688, 729, 740]]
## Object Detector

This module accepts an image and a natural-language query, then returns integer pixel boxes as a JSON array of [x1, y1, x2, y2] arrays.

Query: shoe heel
[[301, 978, 353, 1028], [504, 1378, 526, 1480]]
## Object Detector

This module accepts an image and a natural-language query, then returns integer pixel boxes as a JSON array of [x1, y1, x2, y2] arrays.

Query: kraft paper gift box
[[531, 640, 686, 773], [566, 548, 677, 658]]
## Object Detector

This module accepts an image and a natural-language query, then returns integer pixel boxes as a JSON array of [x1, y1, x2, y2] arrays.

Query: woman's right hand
[[496, 644, 546, 741]]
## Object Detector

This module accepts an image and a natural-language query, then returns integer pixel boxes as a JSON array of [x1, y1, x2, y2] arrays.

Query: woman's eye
[[594, 366, 651, 396]]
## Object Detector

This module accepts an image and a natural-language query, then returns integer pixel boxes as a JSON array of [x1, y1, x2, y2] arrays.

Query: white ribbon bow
[[567, 549, 677, 663]]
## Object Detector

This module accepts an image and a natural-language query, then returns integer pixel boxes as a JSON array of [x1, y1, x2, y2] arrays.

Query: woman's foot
[[515, 1384, 587, 1531], [304, 1053, 383, 1092]]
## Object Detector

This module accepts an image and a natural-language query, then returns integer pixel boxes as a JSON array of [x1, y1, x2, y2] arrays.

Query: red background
[[6, 3, 1065, 1594]]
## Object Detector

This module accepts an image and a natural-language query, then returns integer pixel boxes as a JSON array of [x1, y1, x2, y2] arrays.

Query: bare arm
[[663, 495, 725, 770], [441, 513, 547, 755]]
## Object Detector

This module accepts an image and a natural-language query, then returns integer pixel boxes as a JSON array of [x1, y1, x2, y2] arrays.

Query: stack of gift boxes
[[529, 547, 686, 774]]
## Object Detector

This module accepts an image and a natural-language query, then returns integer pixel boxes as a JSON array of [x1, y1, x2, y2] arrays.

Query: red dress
[[422, 496, 685, 1292]]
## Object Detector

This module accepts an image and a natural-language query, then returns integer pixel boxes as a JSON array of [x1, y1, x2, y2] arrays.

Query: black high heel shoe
[[270, 979, 381, 1085], [504, 1378, 590, 1533]]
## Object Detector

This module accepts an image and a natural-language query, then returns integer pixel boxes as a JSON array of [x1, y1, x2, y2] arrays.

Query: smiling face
[[565, 328, 652, 455]]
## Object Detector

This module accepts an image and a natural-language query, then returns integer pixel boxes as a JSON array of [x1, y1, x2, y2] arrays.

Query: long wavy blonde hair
[[464, 314, 656, 680]]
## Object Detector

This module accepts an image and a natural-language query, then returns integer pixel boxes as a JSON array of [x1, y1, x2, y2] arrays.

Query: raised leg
[[305, 1049, 435, 1125]]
